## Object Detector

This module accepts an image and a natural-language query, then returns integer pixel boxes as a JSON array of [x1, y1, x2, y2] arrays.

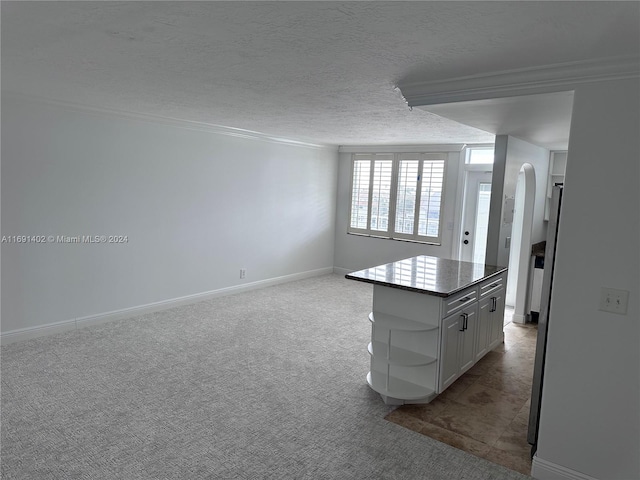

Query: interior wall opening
[[505, 163, 536, 324]]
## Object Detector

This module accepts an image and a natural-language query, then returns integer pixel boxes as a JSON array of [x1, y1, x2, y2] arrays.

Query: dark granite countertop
[[345, 255, 507, 297]]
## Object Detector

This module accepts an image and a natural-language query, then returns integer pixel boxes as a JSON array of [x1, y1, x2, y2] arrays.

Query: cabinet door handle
[[459, 313, 468, 331], [459, 296, 472, 303], [464, 313, 468, 331], [490, 297, 497, 312], [489, 283, 499, 288]]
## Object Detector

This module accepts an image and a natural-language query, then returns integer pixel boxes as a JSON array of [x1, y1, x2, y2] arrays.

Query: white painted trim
[[531, 455, 600, 480], [338, 144, 465, 153], [1, 91, 333, 150], [399, 55, 640, 106], [333, 266, 355, 276], [0, 320, 78, 345], [509, 163, 537, 323], [0, 267, 334, 345], [454, 143, 495, 262], [452, 151, 468, 261]]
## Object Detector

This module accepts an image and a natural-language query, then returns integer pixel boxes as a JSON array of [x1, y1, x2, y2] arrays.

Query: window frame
[[347, 152, 447, 245], [465, 146, 495, 165]]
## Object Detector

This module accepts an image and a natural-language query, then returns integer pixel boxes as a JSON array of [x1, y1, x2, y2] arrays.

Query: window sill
[[347, 232, 441, 246]]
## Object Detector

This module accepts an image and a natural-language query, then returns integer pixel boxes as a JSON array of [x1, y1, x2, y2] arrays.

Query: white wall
[[486, 135, 550, 267], [505, 168, 527, 309], [551, 151, 567, 175], [533, 77, 639, 479], [333, 148, 462, 272], [1, 95, 338, 338]]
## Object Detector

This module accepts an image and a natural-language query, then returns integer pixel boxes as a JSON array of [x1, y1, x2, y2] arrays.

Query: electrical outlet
[[599, 287, 629, 315], [240, 268, 246, 279]]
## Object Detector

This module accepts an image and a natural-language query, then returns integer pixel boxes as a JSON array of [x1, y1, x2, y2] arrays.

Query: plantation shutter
[[395, 154, 421, 235], [348, 152, 446, 244], [349, 157, 371, 230], [370, 157, 393, 232], [418, 155, 445, 238]]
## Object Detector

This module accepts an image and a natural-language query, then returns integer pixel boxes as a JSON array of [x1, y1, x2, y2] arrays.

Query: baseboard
[[512, 312, 527, 324], [333, 266, 355, 276], [1, 267, 334, 345], [531, 456, 599, 480], [0, 320, 78, 345]]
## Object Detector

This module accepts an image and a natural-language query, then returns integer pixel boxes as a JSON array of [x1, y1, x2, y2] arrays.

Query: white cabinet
[[366, 285, 441, 405], [476, 289, 505, 358], [459, 307, 477, 374], [476, 296, 493, 361], [361, 269, 507, 405], [439, 302, 478, 391], [368, 312, 439, 403], [488, 290, 505, 348], [476, 274, 506, 360]]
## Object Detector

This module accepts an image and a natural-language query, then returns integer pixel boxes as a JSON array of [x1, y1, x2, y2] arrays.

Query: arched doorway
[[505, 163, 536, 323]]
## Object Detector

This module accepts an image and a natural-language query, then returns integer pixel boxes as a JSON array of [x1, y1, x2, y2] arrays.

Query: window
[[348, 152, 446, 244], [466, 147, 494, 164]]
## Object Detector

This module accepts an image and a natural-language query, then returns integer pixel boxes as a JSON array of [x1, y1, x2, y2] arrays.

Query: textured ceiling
[[2, 1, 639, 146]]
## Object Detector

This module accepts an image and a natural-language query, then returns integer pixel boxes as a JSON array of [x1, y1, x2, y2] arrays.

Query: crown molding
[[398, 55, 640, 107], [338, 144, 466, 153], [1, 91, 332, 150]]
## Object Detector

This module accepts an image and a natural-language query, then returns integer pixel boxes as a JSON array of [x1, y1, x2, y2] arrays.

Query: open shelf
[[366, 370, 435, 400], [368, 341, 437, 367]]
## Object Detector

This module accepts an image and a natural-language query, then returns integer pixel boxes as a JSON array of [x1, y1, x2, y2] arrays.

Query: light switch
[[599, 287, 629, 315]]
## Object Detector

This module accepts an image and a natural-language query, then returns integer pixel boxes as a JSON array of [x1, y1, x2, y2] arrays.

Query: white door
[[460, 172, 492, 264]]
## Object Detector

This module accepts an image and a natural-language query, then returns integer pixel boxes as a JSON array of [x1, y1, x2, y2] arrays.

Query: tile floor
[[386, 320, 538, 476]]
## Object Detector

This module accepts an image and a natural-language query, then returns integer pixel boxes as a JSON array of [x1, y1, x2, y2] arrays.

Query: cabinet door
[[440, 314, 463, 391], [475, 296, 492, 361], [459, 305, 478, 374], [489, 290, 505, 347]]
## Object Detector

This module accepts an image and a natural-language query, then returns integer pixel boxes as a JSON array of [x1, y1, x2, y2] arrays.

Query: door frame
[[459, 171, 493, 264], [455, 166, 493, 263]]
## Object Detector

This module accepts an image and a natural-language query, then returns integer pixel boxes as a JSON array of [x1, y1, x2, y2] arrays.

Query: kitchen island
[[346, 255, 507, 405]]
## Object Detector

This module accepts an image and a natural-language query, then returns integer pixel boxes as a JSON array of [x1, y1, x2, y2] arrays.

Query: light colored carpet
[[1, 274, 531, 479]]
